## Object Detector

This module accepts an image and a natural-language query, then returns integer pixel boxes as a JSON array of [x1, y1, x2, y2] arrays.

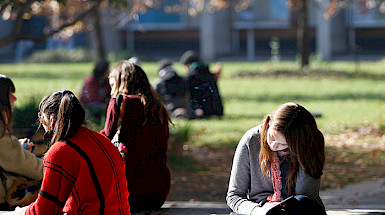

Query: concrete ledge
[[133, 201, 232, 215], [2, 203, 384, 215], [132, 201, 385, 215], [3, 178, 385, 215], [320, 178, 385, 211], [326, 209, 385, 215]]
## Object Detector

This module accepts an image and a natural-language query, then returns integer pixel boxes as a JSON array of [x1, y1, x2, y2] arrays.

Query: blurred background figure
[[153, 58, 192, 119], [79, 60, 111, 121], [180, 50, 224, 118], [128, 56, 142, 66], [211, 62, 222, 81]]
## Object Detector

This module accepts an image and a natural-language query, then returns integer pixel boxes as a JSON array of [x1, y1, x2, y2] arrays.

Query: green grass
[[3, 60, 385, 189], [2, 60, 385, 148]]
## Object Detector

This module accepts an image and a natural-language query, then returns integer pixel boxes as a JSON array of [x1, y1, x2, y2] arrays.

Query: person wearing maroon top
[[7, 90, 130, 215], [79, 60, 111, 120], [101, 60, 171, 212]]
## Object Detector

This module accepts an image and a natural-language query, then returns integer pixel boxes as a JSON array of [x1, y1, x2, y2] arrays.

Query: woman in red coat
[[13, 90, 130, 215], [101, 60, 171, 212]]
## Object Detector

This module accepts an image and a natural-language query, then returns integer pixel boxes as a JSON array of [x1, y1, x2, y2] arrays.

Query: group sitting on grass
[[1, 58, 326, 215], [153, 50, 224, 119]]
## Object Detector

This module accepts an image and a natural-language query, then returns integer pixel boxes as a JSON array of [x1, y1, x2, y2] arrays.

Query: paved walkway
[[320, 178, 385, 210]]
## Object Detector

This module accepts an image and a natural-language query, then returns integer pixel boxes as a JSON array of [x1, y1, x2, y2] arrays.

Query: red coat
[[25, 127, 130, 215], [101, 96, 170, 211]]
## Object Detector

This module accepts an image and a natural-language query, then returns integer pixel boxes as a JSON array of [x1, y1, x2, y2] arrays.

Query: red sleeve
[[25, 143, 77, 215], [100, 98, 119, 139]]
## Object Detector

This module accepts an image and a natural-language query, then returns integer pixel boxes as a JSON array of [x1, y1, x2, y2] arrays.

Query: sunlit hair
[[38, 90, 85, 145], [109, 60, 171, 125], [259, 102, 325, 194], [0, 74, 15, 137]]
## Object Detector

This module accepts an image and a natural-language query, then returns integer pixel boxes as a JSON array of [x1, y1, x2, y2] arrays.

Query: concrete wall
[[316, 4, 347, 60], [200, 8, 232, 61]]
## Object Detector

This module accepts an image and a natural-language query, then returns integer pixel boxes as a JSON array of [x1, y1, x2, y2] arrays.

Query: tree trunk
[[297, 0, 310, 69], [92, 7, 106, 61]]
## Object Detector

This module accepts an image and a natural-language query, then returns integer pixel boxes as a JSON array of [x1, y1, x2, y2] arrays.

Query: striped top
[[25, 127, 130, 215]]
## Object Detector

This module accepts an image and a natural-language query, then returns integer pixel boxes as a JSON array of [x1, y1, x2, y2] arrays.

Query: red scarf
[[267, 151, 289, 202]]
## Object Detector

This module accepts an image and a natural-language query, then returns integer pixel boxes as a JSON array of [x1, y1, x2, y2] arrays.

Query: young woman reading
[[227, 102, 326, 215]]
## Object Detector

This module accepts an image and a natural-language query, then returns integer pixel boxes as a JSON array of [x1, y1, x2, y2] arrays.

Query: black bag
[[266, 195, 326, 215]]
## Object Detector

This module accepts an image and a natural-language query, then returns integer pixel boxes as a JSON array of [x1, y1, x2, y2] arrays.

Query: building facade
[[1, 0, 385, 62]]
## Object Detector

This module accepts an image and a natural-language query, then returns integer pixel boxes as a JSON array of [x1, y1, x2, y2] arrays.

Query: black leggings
[[0, 202, 11, 211], [129, 193, 165, 213]]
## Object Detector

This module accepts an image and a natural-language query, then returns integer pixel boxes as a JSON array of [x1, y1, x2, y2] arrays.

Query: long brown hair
[[38, 90, 85, 145], [259, 102, 325, 194], [0, 75, 15, 138], [109, 60, 171, 125]]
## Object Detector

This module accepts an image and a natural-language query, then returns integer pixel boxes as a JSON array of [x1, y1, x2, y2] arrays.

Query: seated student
[[153, 58, 192, 119], [79, 60, 111, 120], [227, 102, 326, 215], [180, 50, 224, 118], [0, 75, 43, 211], [8, 90, 130, 214], [101, 60, 171, 212]]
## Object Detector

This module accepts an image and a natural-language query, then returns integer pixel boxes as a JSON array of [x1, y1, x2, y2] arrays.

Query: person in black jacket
[[153, 59, 192, 119], [180, 50, 224, 117]]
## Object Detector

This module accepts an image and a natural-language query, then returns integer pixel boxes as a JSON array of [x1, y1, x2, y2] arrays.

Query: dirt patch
[[167, 147, 234, 202]]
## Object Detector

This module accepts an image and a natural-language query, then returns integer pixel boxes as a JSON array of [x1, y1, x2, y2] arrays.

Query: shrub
[[107, 50, 137, 62], [13, 96, 40, 129], [25, 48, 144, 63], [25, 48, 95, 63], [12, 96, 41, 139]]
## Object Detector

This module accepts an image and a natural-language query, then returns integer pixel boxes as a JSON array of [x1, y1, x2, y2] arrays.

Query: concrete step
[[131, 201, 385, 215]]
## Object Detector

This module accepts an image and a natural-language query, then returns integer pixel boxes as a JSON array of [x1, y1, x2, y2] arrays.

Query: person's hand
[[212, 62, 222, 80], [251, 202, 280, 215], [19, 138, 35, 152]]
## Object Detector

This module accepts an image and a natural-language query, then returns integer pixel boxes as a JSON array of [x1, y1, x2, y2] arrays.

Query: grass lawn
[[1, 60, 385, 194]]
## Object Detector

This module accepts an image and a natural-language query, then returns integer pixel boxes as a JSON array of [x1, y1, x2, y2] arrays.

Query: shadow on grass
[[233, 69, 385, 80], [13, 96, 40, 139], [224, 113, 267, 121], [167, 153, 205, 172], [9, 71, 86, 80], [225, 92, 385, 103]]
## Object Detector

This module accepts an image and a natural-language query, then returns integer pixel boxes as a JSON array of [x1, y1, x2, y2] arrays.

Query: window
[[237, 0, 289, 21]]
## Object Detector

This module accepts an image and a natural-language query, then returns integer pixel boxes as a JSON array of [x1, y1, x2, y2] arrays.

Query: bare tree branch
[[0, 0, 11, 14], [0, 1, 99, 48]]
